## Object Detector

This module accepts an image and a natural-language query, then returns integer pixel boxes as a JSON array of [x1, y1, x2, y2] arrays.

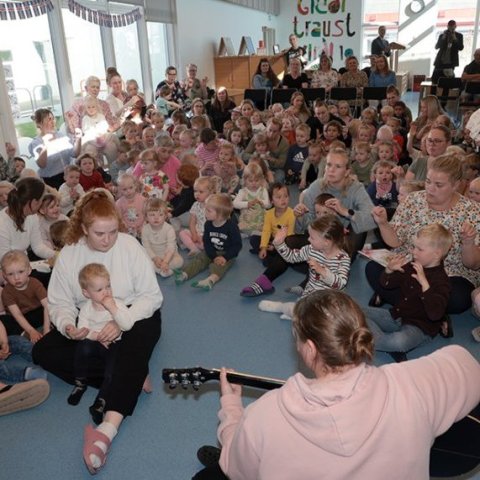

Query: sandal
[[83, 424, 111, 475]]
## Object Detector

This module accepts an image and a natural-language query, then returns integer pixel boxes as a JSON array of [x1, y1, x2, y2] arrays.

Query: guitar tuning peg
[[181, 372, 190, 389], [168, 373, 179, 389], [192, 371, 201, 390]]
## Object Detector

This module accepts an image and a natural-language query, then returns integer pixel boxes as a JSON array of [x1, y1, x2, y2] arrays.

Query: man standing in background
[[371, 26, 391, 57], [432, 20, 464, 84]]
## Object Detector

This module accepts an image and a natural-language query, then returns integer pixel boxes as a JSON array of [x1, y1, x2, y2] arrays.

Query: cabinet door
[[214, 57, 234, 88]]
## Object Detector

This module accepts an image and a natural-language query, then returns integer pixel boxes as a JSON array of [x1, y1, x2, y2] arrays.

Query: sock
[[159, 268, 173, 278], [89, 421, 118, 469], [173, 268, 188, 285], [285, 285, 304, 297], [258, 300, 285, 313], [67, 379, 87, 406], [192, 275, 217, 291]]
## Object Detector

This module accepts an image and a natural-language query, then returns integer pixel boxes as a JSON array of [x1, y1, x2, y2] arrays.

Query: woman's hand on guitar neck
[[220, 367, 242, 397]]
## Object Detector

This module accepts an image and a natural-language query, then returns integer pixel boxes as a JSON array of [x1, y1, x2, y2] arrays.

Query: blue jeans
[[363, 306, 431, 353], [0, 335, 33, 383]]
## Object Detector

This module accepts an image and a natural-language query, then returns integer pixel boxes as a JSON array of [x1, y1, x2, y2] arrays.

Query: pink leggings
[[179, 229, 204, 253]]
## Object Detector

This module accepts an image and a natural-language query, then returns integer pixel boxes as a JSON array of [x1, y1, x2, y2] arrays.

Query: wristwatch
[[348, 208, 355, 218]]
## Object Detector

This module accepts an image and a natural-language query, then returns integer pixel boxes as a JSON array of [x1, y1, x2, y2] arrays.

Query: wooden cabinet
[[214, 55, 285, 90]]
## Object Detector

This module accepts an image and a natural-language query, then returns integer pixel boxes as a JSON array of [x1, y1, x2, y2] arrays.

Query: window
[[62, 8, 106, 99], [147, 22, 169, 92], [0, 15, 61, 138]]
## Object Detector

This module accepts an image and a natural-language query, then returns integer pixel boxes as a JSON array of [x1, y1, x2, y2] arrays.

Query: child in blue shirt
[[174, 193, 242, 291], [285, 123, 310, 185]]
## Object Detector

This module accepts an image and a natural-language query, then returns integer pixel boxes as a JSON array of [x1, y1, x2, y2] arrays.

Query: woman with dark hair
[[32, 189, 163, 475], [28, 109, 81, 190], [0, 177, 54, 261], [252, 58, 279, 91], [206, 87, 236, 133], [155, 65, 187, 105], [105, 67, 142, 121], [194, 290, 480, 480]]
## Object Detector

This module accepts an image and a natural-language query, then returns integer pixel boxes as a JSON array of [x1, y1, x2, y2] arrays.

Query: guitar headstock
[[162, 367, 220, 391]]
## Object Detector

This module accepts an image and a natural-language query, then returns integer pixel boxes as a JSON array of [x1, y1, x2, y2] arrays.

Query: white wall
[[175, 0, 279, 87]]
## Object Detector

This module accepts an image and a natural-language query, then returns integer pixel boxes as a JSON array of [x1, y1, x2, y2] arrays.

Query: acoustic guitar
[[162, 366, 480, 478]]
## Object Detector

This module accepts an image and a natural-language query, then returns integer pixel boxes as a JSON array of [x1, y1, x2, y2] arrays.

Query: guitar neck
[[162, 367, 285, 391], [220, 369, 285, 390]]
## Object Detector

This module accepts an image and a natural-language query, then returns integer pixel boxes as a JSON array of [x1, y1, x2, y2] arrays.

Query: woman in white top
[[310, 53, 339, 92], [0, 177, 55, 262], [32, 190, 163, 475], [105, 67, 141, 121]]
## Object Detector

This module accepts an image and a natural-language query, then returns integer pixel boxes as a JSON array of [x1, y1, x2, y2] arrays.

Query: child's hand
[[219, 367, 242, 397], [308, 259, 326, 276], [273, 226, 288, 245], [153, 257, 164, 269], [461, 221, 476, 245], [299, 179, 306, 190], [70, 188, 79, 199], [258, 248, 268, 259], [160, 260, 170, 272], [0, 341, 10, 360], [65, 324, 90, 340], [391, 166, 404, 178], [191, 232, 200, 244], [293, 203, 309, 217], [324, 198, 348, 218], [101, 295, 117, 314], [409, 123, 418, 135], [385, 254, 408, 274], [214, 256, 227, 266], [97, 321, 121, 344], [27, 328, 43, 344], [372, 206, 388, 225], [411, 262, 430, 291]]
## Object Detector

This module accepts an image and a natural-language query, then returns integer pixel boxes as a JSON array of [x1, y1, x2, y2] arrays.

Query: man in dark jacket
[[431, 20, 464, 84]]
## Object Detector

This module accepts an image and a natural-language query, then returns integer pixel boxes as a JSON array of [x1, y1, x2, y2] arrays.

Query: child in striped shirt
[[258, 214, 350, 320]]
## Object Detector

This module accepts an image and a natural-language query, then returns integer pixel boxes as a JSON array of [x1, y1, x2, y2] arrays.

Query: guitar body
[[163, 367, 480, 478]]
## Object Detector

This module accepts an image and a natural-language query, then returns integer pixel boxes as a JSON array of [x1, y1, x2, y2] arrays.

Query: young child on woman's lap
[[363, 224, 453, 362], [174, 194, 242, 291], [259, 215, 350, 319], [68, 264, 130, 409], [141, 198, 183, 277]]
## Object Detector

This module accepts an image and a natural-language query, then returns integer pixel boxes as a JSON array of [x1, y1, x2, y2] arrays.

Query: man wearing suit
[[371, 26, 391, 57], [432, 20, 464, 84]]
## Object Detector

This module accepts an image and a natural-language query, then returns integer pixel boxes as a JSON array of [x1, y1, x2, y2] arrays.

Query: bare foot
[[142, 374, 153, 394]]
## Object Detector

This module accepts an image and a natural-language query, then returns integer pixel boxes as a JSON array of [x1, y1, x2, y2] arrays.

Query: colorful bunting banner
[[67, 0, 141, 27], [0, 0, 53, 20]]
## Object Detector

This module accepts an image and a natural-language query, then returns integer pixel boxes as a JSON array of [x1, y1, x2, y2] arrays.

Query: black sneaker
[[67, 381, 87, 406], [439, 314, 454, 338], [89, 396, 106, 425], [197, 445, 221, 467]]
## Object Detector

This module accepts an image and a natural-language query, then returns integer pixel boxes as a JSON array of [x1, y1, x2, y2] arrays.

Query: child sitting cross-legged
[[363, 223, 453, 363], [0, 250, 50, 343], [141, 197, 183, 278], [258, 214, 350, 320], [233, 163, 270, 238], [174, 193, 242, 291]]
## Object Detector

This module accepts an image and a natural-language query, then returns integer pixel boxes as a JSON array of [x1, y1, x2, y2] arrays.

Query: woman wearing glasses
[[401, 125, 451, 182], [367, 154, 480, 314]]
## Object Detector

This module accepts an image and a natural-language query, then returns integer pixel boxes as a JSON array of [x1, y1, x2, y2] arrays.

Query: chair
[[244, 89, 268, 111], [270, 88, 297, 107], [436, 77, 464, 119], [329, 87, 358, 116], [459, 82, 480, 111], [300, 88, 326, 106], [362, 87, 387, 102]]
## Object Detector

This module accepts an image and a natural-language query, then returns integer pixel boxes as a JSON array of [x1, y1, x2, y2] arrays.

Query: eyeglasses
[[426, 138, 445, 145]]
